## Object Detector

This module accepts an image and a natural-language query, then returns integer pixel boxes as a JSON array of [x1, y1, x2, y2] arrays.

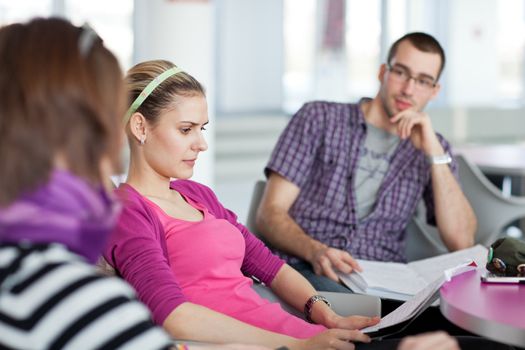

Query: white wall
[[133, 0, 215, 187]]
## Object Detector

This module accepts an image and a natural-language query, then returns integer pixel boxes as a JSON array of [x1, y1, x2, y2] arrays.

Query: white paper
[[352, 260, 428, 295], [362, 275, 444, 333], [338, 244, 487, 300], [361, 261, 477, 333], [409, 244, 487, 283]]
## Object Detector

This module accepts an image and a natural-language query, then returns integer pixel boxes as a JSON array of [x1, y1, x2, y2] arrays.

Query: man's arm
[[256, 172, 361, 281], [430, 159, 476, 250], [391, 110, 476, 250]]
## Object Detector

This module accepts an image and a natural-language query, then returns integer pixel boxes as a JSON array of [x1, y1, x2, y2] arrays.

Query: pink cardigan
[[104, 180, 285, 325]]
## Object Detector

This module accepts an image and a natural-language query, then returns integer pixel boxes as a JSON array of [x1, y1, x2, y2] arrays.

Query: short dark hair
[[0, 18, 125, 205], [387, 32, 446, 80]]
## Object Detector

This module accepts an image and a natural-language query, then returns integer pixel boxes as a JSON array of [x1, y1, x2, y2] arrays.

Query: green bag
[[486, 237, 525, 277]]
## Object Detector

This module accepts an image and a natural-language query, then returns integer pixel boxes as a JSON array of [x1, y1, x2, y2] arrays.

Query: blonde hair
[[125, 60, 205, 127]]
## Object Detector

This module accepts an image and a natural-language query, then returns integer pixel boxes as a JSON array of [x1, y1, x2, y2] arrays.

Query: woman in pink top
[[105, 59, 380, 350]]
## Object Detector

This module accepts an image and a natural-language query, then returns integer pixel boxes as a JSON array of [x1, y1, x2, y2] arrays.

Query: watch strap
[[427, 153, 452, 165], [304, 295, 331, 323]]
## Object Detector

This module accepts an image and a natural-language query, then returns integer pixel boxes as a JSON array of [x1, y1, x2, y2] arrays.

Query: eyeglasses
[[486, 247, 525, 277], [386, 64, 437, 91]]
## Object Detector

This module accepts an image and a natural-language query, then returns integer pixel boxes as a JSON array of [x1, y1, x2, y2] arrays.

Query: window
[[0, 0, 52, 24], [284, 0, 387, 112], [65, 0, 134, 70], [497, 0, 525, 105], [0, 0, 133, 70]]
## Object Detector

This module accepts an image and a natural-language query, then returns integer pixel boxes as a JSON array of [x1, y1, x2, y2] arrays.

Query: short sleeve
[[265, 102, 324, 188]]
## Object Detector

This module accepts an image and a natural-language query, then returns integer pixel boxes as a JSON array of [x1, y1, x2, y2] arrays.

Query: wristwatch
[[427, 153, 452, 165], [304, 295, 331, 323]]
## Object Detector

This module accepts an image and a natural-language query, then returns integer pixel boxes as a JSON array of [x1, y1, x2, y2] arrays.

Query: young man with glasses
[[257, 32, 477, 293]]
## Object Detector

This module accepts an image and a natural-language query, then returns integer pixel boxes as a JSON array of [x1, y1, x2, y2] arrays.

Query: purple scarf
[[0, 170, 120, 264]]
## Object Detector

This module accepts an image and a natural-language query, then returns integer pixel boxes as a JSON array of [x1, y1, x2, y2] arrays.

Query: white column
[[444, 0, 499, 107], [133, 0, 215, 187], [216, 0, 284, 114]]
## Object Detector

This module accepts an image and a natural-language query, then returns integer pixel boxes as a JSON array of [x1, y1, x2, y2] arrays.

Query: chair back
[[246, 180, 267, 238], [406, 154, 525, 261], [456, 154, 525, 244]]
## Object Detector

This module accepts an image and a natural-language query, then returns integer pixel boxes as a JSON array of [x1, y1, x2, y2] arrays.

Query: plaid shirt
[[265, 101, 458, 263]]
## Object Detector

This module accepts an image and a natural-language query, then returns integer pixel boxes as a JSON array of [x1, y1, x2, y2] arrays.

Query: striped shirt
[[265, 101, 458, 263], [0, 243, 173, 350]]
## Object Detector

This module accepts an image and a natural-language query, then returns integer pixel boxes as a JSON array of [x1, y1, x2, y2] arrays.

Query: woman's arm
[[270, 264, 380, 330], [165, 302, 371, 350], [164, 302, 297, 348]]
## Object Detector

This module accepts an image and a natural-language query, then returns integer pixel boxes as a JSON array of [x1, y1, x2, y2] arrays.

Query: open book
[[338, 244, 487, 301], [362, 260, 478, 337]]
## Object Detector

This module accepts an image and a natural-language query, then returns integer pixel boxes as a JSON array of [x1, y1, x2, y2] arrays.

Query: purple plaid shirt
[[265, 101, 458, 263]]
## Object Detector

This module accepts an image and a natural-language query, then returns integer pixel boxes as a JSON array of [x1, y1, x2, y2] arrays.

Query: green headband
[[123, 66, 183, 124]]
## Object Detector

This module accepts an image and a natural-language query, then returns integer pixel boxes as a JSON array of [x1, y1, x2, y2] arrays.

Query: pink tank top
[[144, 194, 325, 338]]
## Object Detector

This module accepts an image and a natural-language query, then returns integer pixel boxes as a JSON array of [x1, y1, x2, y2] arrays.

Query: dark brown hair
[[387, 32, 446, 80], [125, 59, 205, 127], [0, 18, 125, 205]]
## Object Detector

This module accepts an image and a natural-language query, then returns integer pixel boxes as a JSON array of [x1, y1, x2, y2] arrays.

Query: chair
[[405, 154, 525, 261], [246, 180, 268, 242], [246, 180, 381, 317]]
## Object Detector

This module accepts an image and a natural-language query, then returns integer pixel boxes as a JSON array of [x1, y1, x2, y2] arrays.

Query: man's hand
[[308, 245, 362, 281], [390, 109, 443, 156]]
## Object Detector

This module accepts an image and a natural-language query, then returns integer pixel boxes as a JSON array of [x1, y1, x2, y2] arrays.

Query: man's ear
[[129, 112, 147, 143], [378, 63, 387, 83], [430, 83, 441, 100]]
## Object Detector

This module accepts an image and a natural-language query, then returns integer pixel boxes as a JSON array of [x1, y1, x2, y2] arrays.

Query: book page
[[408, 244, 487, 283], [362, 275, 444, 333], [354, 259, 428, 295]]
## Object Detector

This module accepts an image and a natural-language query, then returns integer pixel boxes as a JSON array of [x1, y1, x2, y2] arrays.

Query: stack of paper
[[338, 244, 487, 301]]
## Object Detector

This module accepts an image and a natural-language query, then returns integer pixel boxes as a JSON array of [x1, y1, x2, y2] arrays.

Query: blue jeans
[[289, 261, 352, 293]]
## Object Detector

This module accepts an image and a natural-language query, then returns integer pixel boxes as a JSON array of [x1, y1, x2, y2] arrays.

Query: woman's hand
[[327, 315, 380, 330], [398, 332, 459, 350], [293, 328, 371, 350], [307, 293, 380, 330]]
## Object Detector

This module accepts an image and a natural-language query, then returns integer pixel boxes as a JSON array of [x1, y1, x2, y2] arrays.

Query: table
[[454, 143, 525, 177], [440, 268, 525, 347]]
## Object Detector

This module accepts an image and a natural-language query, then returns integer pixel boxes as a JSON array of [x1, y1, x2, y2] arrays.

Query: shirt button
[[351, 208, 356, 214], [350, 224, 356, 230]]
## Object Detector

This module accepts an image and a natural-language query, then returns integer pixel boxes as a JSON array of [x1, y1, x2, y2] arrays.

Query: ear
[[378, 63, 387, 83], [429, 83, 441, 100], [129, 112, 147, 143]]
